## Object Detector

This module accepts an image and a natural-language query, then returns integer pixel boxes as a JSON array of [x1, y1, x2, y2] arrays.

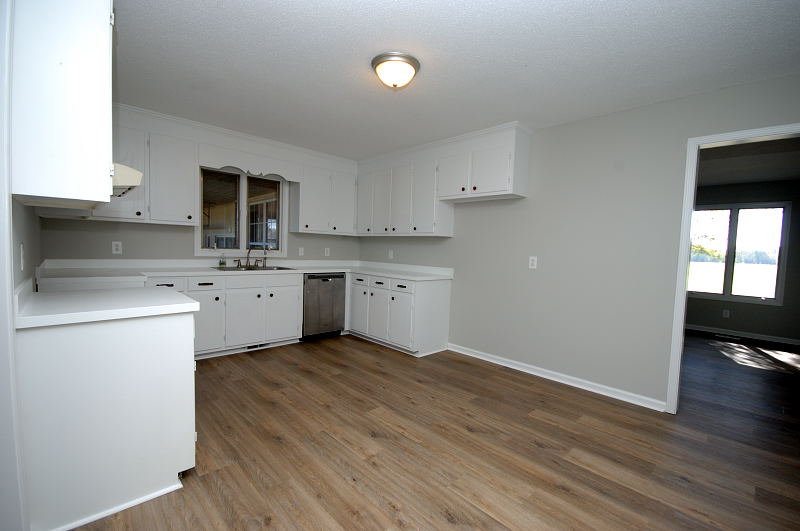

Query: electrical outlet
[[528, 256, 538, 269], [722, 309, 731, 318], [298, 247, 304, 257], [388, 249, 394, 260], [111, 241, 123, 255], [324, 247, 330, 257]]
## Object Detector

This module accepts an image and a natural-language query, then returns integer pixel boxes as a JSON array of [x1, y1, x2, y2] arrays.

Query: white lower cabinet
[[367, 288, 390, 341], [225, 288, 267, 346], [350, 275, 451, 356], [388, 291, 413, 349], [350, 283, 369, 334], [266, 285, 301, 342], [187, 290, 226, 352]]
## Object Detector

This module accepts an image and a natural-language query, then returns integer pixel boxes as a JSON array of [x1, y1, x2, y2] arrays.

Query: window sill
[[687, 291, 783, 307]]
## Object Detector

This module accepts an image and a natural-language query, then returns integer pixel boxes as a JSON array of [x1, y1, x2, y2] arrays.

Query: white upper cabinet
[[371, 169, 392, 235], [390, 164, 413, 234], [289, 165, 356, 235], [10, 0, 113, 208], [92, 126, 148, 221], [436, 153, 471, 199], [411, 158, 438, 234], [356, 171, 374, 234], [148, 133, 199, 225], [436, 124, 530, 202], [330, 171, 356, 234]]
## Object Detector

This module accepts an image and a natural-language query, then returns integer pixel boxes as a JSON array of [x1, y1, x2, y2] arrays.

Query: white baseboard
[[54, 481, 182, 531], [685, 325, 800, 346], [447, 343, 667, 412]]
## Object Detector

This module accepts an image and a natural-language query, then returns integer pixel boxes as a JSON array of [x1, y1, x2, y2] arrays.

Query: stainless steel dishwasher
[[302, 273, 346, 338]]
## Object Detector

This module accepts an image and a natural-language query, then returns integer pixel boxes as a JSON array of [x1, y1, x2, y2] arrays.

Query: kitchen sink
[[215, 266, 295, 271]]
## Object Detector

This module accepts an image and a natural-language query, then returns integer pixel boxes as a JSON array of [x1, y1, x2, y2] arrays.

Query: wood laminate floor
[[82, 333, 800, 530]]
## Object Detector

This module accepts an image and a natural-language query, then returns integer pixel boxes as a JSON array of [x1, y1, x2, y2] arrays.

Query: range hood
[[112, 163, 143, 197]]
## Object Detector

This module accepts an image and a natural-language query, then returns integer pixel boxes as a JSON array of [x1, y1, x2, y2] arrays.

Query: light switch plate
[[388, 249, 394, 260], [528, 256, 537, 269], [324, 247, 330, 257], [111, 241, 123, 255], [298, 247, 304, 257]]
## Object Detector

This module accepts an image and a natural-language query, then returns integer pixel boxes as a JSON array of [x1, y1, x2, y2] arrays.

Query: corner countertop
[[16, 287, 200, 329]]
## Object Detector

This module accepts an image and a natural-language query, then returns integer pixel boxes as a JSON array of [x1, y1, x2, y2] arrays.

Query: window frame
[[688, 201, 791, 306], [194, 167, 288, 258]]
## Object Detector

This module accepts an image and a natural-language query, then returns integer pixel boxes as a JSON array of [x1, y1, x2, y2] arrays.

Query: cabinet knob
[[472, 186, 477, 191], [332, 226, 336, 230], [269, 293, 274, 297], [461, 186, 466, 191], [370, 292, 373, 296], [413, 227, 417, 231], [367, 228, 370, 232], [305, 224, 309, 228], [363, 291, 367, 295], [384, 227, 388, 231], [135, 211, 141, 216], [257, 294, 261, 298], [214, 296, 219, 301], [392, 227, 396, 232], [187, 215, 192, 220], [391, 296, 395, 301]]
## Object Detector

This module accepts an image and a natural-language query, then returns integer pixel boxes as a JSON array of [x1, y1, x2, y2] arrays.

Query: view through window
[[689, 205, 787, 300], [201, 169, 239, 249], [247, 176, 280, 250]]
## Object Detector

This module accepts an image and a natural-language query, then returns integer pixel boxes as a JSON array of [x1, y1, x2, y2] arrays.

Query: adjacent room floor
[[82, 333, 800, 529]]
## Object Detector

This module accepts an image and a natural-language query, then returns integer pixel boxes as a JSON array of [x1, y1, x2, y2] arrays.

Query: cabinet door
[[93, 126, 147, 220], [10, 0, 113, 206], [266, 286, 301, 342], [436, 153, 470, 199], [149, 133, 198, 224], [367, 289, 390, 341], [388, 292, 414, 349], [300, 166, 331, 232], [225, 288, 267, 347], [349, 284, 369, 334], [356, 171, 373, 234], [390, 164, 413, 234], [371, 168, 392, 234], [187, 291, 226, 352], [470, 145, 511, 194], [412, 158, 437, 233], [330, 171, 356, 235]]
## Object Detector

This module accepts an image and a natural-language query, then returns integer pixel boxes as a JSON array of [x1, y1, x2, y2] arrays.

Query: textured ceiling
[[113, 0, 800, 160]]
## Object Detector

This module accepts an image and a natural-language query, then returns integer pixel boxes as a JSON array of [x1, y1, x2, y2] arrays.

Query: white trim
[[667, 121, 800, 414], [52, 481, 182, 531], [448, 343, 667, 412], [685, 324, 800, 346], [194, 338, 299, 360]]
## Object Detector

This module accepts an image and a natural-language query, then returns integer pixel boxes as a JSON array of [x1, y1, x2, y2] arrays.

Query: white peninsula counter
[[14, 286, 199, 531]]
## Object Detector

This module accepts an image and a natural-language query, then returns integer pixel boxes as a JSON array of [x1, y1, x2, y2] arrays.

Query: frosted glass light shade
[[371, 52, 420, 88]]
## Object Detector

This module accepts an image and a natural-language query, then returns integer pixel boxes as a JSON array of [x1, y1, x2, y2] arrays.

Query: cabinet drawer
[[265, 274, 302, 287], [188, 277, 226, 291], [225, 275, 266, 289], [351, 275, 368, 285], [369, 276, 391, 289], [391, 279, 415, 293], [145, 277, 187, 292]]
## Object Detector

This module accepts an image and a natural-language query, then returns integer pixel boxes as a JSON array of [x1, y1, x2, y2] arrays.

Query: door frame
[[665, 121, 800, 414]]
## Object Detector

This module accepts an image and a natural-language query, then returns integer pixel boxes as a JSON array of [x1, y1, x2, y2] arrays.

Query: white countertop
[[37, 262, 454, 282], [16, 287, 200, 329]]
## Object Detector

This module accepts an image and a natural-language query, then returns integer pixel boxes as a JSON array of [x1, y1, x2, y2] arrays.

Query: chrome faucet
[[244, 248, 253, 267]]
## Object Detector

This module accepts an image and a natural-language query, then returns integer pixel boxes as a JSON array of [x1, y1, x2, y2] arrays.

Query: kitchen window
[[196, 168, 287, 257], [688, 202, 790, 304]]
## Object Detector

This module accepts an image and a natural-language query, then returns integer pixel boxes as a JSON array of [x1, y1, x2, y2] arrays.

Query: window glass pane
[[732, 208, 783, 298], [688, 209, 729, 294], [247, 176, 280, 250], [201, 169, 239, 249]]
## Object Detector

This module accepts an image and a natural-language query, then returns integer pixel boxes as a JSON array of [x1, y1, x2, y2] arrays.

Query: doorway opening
[[667, 124, 800, 414]]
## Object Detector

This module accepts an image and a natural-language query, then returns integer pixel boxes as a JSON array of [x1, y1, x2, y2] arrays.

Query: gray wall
[[39, 218, 360, 261], [12, 200, 40, 286], [360, 74, 800, 403], [686, 180, 800, 340]]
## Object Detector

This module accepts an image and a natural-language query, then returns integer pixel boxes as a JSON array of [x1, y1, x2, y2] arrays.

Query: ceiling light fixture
[[371, 52, 420, 89]]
